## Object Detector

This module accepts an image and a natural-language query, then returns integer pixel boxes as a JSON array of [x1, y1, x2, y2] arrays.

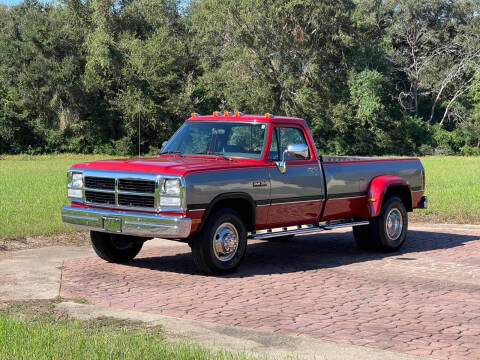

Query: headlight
[[67, 171, 83, 199], [163, 179, 180, 195], [67, 189, 83, 198], [160, 197, 181, 207], [68, 172, 83, 188], [159, 177, 183, 209]]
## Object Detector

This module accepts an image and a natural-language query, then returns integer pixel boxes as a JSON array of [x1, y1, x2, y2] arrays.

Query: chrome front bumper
[[61, 205, 192, 238]]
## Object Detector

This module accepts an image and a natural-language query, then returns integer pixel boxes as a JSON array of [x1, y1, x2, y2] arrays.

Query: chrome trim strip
[[327, 192, 366, 199], [117, 190, 157, 196], [326, 195, 367, 200], [114, 178, 119, 205], [250, 226, 324, 239], [62, 214, 98, 222], [84, 188, 115, 194], [123, 220, 175, 229], [249, 220, 370, 239], [324, 221, 369, 230], [61, 205, 192, 238], [270, 199, 323, 205], [67, 169, 185, 213]]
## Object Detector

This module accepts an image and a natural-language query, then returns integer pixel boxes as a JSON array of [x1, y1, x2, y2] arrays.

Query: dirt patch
[[0, 231, 89, 252]]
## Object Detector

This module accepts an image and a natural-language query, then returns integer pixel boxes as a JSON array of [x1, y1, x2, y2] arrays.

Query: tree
[[385, 0, 480, 124]]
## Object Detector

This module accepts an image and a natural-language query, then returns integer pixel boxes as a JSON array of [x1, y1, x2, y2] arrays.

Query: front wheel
[[191, 208, 247, 275], [91, 231, 144, 263]]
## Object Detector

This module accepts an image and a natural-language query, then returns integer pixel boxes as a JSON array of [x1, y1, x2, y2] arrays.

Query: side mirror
[[286, 144, 309, 159], [276, 144, 309, 174]]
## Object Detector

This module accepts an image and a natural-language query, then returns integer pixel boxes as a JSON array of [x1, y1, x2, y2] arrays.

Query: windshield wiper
[[193, 152, 232, 161], [160, 151, 184, 157]]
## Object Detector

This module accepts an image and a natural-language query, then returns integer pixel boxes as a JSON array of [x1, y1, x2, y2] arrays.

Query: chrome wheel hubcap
[[385, 208, 403, 241], [213, 223, 239, 262]]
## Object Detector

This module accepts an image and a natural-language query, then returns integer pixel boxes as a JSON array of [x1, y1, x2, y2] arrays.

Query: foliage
[[0, 0, 479, 155]]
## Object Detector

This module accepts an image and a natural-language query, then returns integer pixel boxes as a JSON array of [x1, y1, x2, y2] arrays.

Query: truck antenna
[[138, 113, 141, 158]]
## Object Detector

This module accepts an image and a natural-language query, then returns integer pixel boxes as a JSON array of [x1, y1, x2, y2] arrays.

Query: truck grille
[[83, 175, 157, 209], [85, 177, 115, 190], [118, 194, 155, 208], [85, 191, 115, 205], [118, 179, 155, 193]]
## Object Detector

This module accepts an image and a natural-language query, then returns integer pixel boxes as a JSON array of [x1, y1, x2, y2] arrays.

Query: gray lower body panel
[[61, 205, 192, 239]]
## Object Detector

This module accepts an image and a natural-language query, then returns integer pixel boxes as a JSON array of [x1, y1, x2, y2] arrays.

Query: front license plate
[[102, 217, 122, 233]]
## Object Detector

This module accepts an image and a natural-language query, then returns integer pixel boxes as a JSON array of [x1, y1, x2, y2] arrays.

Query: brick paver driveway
[[61, 226, 480, 359]]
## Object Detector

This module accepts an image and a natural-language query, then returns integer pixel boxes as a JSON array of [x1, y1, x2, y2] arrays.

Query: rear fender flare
[[368, 175, 410, 217]]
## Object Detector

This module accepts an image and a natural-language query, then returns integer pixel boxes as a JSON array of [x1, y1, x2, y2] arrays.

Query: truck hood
[[71, 155, 263, 176]]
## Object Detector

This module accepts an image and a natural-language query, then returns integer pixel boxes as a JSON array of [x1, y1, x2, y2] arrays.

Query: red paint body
[[368, 175, 410, 217], [267, 201, 323, 228], [71, 114, 426, 233], [322, 197, 370, 221]]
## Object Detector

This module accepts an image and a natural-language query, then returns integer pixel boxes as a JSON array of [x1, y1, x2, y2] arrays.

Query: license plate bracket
[[102, 217, 122, 233]]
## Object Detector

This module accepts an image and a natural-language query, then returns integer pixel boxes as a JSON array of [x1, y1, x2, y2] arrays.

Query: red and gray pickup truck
[[61, 112, 428, 274]]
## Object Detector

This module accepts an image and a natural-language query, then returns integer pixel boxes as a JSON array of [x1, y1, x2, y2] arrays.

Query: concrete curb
[[56, 301, 432, 360]]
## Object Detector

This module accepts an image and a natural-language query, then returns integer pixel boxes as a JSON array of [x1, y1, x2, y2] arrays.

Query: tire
[[266, 234, 295, 242], [354, 196, 408, 252], [90, 231, 144, 263], [191, 208, 247, 275]]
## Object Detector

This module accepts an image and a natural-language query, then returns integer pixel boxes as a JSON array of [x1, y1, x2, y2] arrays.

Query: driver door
[[267, 126, 324, 228]]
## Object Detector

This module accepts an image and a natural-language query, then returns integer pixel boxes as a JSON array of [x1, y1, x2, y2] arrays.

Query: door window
[[269, 127, 309, 160]]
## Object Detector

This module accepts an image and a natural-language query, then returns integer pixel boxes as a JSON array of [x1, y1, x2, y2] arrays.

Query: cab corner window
[[269, 127, 309, 161]]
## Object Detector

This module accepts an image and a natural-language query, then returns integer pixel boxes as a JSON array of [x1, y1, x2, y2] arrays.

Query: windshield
[[161, 122, 268, 159]]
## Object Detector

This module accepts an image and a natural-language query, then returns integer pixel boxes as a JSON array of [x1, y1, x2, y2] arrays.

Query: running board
[[249, 221, 370, 240], [324, 220, 369, 230]]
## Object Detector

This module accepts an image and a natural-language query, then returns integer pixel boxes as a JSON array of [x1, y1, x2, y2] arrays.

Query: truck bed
[[320, 156, 424, 221]]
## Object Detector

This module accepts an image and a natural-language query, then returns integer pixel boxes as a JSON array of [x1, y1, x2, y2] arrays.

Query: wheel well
[[384, 186, 413, 212], [200, 195, 255, 232]]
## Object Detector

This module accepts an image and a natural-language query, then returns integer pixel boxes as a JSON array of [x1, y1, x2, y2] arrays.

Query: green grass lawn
[[410, 156, 480, 224], [1, 154, 479, 240], [0, 301, 251, 360], [0, 154, 115, 240]]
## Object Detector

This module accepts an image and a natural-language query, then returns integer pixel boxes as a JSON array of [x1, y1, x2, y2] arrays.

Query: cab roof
[[186, 113, 305, 126]]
